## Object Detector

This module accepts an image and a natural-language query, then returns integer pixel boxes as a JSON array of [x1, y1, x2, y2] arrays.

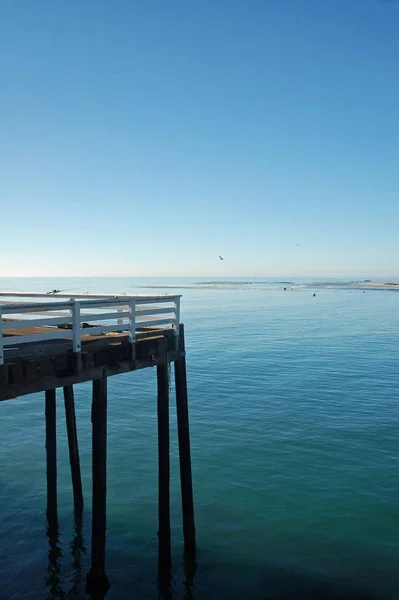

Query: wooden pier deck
[[0, 291, 195, 597], [0, 292, 182, 399]]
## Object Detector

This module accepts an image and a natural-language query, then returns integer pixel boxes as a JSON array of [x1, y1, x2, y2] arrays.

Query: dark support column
[[174, 324, 196, 556], [86, 373, 110, 597], [157, 351, 171, 570], [45, 389, 57, 523], [63, 385, 84, 513]]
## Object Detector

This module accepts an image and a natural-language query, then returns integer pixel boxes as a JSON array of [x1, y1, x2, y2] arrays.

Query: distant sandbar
[[354, 281, 399, 287]]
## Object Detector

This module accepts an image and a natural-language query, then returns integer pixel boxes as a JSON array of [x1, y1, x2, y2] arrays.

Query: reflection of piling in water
[[46, 516, 64, 599], [70, 509, 86, 596]]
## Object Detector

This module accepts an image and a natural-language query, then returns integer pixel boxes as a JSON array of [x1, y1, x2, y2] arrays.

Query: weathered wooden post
[[157, 342, 171, 568], [45, 388, 57, 523], [174, 324, 196, 555], [86, 371, 110, 597], [63, 385, 84, 512]]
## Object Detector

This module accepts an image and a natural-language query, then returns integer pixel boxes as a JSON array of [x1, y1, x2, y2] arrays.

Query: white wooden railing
[[0, 293, 181, 365]]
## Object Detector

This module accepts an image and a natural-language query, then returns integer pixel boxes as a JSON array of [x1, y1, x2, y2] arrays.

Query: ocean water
[[0, 277, 398, 600]]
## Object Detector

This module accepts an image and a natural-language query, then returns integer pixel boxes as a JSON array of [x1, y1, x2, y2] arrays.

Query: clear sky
[[1, 0, 399, 277]]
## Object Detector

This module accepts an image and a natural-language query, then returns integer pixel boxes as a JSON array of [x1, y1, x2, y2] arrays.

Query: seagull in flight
[[219, 255, 224, 260]]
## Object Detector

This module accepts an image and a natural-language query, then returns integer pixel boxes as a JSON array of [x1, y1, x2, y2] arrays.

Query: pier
[[0, 292, 196, 597]]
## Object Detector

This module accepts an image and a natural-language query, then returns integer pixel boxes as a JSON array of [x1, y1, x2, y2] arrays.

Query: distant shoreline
[[354, 281, 399, 287]]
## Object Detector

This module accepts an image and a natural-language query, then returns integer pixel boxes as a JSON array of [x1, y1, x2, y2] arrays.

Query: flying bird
[[296, 244, 300, 247], [219, 255, 224, 260]]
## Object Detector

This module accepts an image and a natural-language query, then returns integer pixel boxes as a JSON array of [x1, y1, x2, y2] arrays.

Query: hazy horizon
[[1, 273, 398, 281]]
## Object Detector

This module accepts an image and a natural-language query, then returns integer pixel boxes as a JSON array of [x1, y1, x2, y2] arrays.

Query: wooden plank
[[2, 301, 73, 314], [74, 324, 128, 337], [2, 316, 72, 330], [2, 323, 144, 346], [1, 328, 174, 363], [135, 317, 174, 328], [2, 308, 71, 317], [3, 330, 73, 346], [135, 306, 174, 317], [79, 311, 130, 322]]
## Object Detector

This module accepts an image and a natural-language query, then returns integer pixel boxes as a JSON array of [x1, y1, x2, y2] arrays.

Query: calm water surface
[[0, 277, 398, 599]]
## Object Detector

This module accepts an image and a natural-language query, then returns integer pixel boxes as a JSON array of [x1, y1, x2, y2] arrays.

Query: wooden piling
[[63, 385, 84, 512], [45, 389, 57, 523], [157, 351, 171, 567], [86, 372, 110, 597], [174, 325, 196, 555]]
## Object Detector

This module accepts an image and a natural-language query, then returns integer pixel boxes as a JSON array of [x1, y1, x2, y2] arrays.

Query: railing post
[[71, 300, 82, 371], [174, 296, 181, 350], [129, 300, 136, 360], [174, 297, 181, 333], [117, 307, 124, 326], [0, 305, 3, 365]]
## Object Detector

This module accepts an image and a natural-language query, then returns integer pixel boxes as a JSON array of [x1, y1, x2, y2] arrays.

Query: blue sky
[[1, 0, 399, 277]]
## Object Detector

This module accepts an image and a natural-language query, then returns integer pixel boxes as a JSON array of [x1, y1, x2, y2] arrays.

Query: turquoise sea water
[[0, 277, 398, 600]]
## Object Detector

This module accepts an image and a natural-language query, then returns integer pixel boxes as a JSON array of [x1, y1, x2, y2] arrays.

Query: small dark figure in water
[[284, 287, 287, 291], [313, 293, 316, 297]]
